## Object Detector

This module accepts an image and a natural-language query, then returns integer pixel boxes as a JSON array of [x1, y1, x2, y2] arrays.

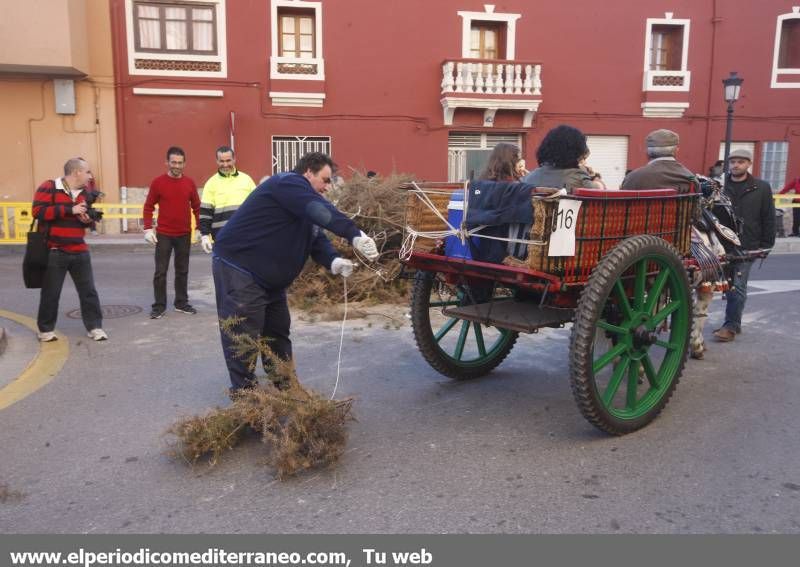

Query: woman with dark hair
[[522, 125, 595, 192], [478, 142, 524, 181]]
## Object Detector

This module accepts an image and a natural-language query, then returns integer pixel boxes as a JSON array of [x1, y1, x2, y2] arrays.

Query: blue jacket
[[214, 172, 362, 290], [465, 180, 535, 263]]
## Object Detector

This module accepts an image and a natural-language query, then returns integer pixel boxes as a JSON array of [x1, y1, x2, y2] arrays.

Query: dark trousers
[[792, 207, 800, 235], [153, 232, 191, 310], [212, 257, 292, 390], [37, 250, 102, 333]]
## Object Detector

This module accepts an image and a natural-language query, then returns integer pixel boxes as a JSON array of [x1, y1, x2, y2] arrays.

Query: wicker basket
[[404, 184, 462, 251], [527, 194, 696, 282]]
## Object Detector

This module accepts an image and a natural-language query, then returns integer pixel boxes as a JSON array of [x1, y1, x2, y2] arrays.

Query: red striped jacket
[[32, 178, 90, 253]]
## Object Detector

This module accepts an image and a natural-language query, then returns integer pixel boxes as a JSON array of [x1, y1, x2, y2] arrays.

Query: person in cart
[[621, 129, 695, 194]]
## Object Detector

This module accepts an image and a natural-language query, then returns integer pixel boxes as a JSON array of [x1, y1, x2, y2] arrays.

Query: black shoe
[[150, 308, 165, 319], [174, 304, 197, 314]]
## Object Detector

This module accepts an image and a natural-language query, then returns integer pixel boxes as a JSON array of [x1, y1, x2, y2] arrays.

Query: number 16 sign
[[548, 199, 582, 257]]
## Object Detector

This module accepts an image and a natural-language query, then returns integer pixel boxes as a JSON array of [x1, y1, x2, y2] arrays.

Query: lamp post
[[722, 71, 744, 173]]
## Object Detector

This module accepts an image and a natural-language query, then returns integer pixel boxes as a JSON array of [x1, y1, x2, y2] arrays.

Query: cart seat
[[573, 188, 678, 198]]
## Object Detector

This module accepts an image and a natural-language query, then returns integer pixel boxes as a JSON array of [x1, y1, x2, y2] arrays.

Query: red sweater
[[143, 174, 200, 236], [779, 177, 800, 203], [32, 179, 90, 253]]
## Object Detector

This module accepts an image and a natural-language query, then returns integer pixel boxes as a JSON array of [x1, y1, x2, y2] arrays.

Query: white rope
[[401, 182, 555, 260], [330, 274, 347, 400]]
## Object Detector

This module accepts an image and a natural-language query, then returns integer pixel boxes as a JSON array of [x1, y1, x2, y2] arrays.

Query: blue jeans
[[212, 257, 292, 390], [723, 259, 753, 333], [37, 250, 103, 333]]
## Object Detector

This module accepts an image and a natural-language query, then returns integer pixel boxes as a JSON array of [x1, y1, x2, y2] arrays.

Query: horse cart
[[400, 183, 701, 435]]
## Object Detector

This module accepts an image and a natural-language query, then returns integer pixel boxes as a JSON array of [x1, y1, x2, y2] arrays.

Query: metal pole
[[723, 101, 734, 174]]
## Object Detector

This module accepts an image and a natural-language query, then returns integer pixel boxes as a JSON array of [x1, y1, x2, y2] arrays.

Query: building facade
[[110, 0, 800, 192], [0, 0, 119, 204]]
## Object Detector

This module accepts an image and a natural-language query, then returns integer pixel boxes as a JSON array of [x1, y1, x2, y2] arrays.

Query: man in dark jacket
[[211, 152, 379, 393], [621, 129, 696, 193], [713, 149, 775, 342]]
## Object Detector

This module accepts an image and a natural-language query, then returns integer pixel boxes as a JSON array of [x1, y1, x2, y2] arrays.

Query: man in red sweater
[[778, 176, 800, 236], [142, 146, 201, 319]]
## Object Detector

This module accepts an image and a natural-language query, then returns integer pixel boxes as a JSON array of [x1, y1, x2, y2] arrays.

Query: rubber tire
[[410, 271, 519, 380], [569, 235, 691, 435]]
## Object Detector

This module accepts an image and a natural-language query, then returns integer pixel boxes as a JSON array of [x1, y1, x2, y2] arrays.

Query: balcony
[[0, 0, 89, 77], [641, 69, 691, 118], [270, 55, 325, 81], [643, 69, 691, 91], [440, 58, 542, 127]]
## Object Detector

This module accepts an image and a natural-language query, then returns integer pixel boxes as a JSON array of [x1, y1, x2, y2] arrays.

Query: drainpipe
[[701, 0, 720, 170], [109, 0, 129, 191]]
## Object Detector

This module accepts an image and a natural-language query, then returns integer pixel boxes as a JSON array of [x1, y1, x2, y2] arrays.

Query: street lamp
[[722, 71, 744, 173]]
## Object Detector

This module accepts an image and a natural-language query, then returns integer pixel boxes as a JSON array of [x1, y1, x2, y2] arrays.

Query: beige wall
[[0, 0, 90, 75], [0, 0, 118, 227]]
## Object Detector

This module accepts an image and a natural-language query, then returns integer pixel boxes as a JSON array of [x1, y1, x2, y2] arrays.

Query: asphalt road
[[1, 247, 799, 534]]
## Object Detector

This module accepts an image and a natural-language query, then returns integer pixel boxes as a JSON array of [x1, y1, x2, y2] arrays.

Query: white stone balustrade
[[441, 60, 542, 96]]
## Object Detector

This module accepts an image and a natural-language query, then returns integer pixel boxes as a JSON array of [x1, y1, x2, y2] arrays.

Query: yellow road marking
[[0, 309, 69, 410]]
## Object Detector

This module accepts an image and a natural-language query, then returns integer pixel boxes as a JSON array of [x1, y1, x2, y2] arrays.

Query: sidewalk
[[3, 233, 800, 253]]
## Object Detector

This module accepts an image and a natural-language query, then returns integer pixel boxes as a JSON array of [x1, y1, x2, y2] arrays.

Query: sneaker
[[712, 328, 735, 342], [37, 331, 58, 342], [150, 308, 165, 319], [174, 304, 197, 314], [87, 328, 108, 341]]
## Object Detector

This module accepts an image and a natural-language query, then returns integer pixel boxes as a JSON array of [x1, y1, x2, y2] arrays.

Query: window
[[643, 14, 690, 91], [470, 21, 505, 59], [447, 132, 522, 182], [134, 2, 217, 55], [458, 8, 520, 60], [772, 8, 800, 88], [271, 0, 324, 80], [761, 141, 789, 190], [649, 25, 683, 71], [278, 10, 315, 63], [779, 19, 800, 68], [125, 0, 227, 77], [272, 136, 331, 174]]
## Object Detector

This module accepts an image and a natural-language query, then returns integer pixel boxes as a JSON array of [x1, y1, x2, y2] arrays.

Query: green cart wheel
[[570, 235, 691, 435], [410, 271, 518, 379]]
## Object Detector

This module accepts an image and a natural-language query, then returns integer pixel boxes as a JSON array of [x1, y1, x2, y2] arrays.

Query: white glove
[[144, 229, 158, 245], [331, 257, 354, 278], [201, 234, 213, 254], [352, 231, 379, 261]]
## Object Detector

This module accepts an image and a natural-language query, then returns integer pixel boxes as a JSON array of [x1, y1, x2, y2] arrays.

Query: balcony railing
[[270, 55, 325, 80], [441, 58, 542, 96], [643, 69, 691, 91]]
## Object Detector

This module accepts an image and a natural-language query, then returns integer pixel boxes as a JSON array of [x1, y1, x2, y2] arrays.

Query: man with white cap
[[621, 129, 696, 193], [713, 148, 775, 342]]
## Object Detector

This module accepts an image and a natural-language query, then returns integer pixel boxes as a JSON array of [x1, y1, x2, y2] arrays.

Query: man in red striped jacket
[[32, 157, 107, 342]]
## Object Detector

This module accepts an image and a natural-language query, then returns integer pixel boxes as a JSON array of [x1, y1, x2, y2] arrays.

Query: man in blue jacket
[[212, 152, 379, 393]]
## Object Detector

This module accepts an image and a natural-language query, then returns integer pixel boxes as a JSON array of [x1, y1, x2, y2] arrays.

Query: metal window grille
[[761, 141, 789, 191], [271, 136, 332, 174], [447, 132, 523, 181]]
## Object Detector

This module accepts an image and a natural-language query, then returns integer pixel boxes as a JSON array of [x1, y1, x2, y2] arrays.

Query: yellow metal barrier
[[1, 202, 197, 244], [774, 194, 800, 208]]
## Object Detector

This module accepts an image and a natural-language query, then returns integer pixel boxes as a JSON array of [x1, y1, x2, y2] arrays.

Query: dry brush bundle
[[167, 317, 355, 478], [288, 171, 415, 310]]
